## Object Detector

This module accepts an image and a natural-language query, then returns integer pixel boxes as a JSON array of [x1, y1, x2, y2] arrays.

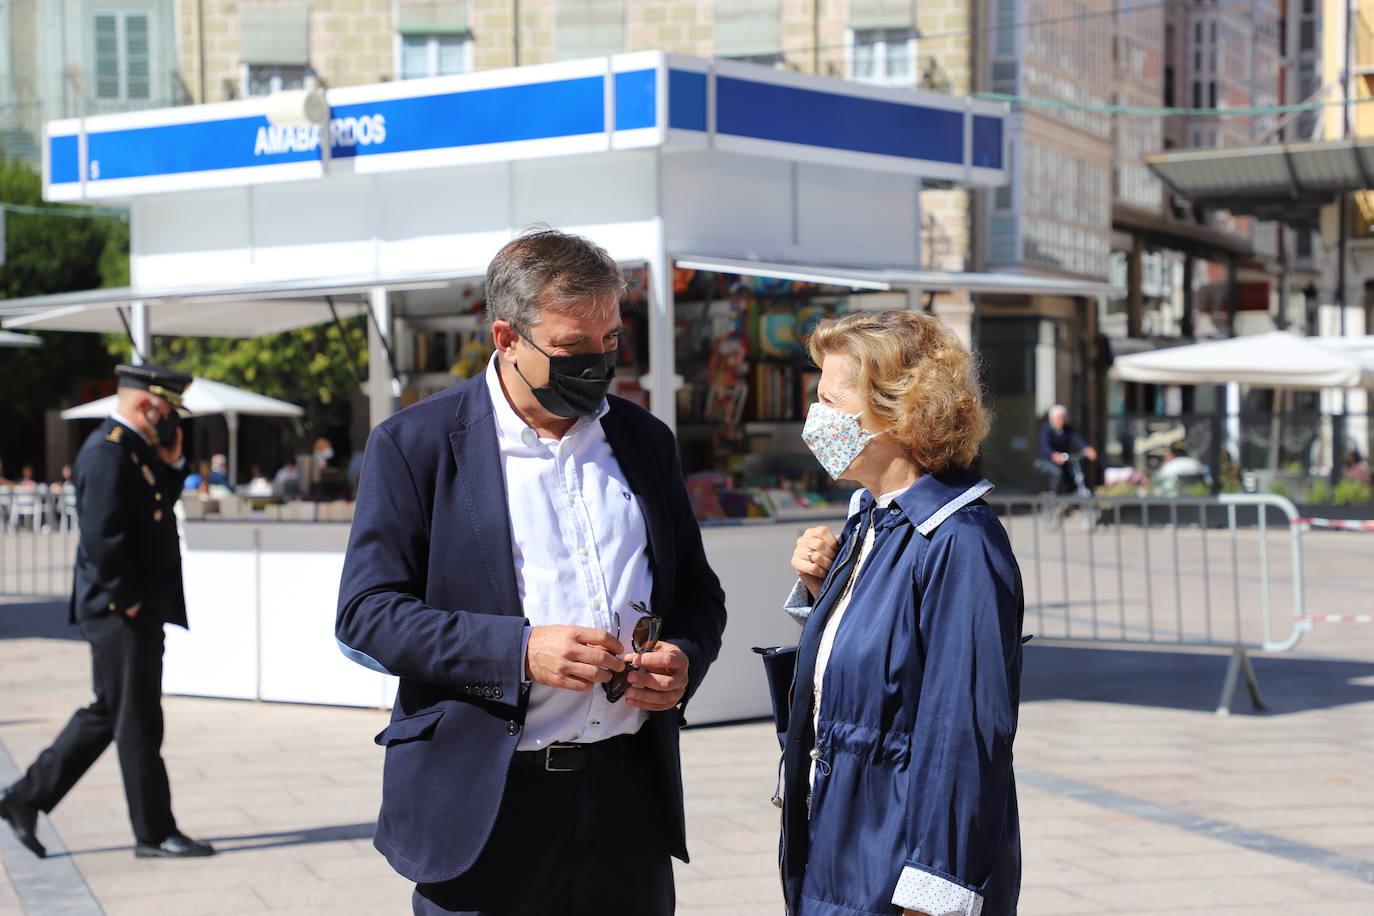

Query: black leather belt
[[512, 731, 653, 773]]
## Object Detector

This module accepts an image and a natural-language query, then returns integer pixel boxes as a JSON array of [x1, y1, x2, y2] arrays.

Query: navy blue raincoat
[[780, 469, 1024, 916]]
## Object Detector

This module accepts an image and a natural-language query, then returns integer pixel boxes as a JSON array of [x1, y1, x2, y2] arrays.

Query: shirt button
[[520, 428, 537, 447], [592, 600, 601, 609], [579, 548, 588, 557], [589, 719, 600, 727]]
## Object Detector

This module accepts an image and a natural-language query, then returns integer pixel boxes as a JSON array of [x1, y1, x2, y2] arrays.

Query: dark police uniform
[[0, 364, 213, 859]]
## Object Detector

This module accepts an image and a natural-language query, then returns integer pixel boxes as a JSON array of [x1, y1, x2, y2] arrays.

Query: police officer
[[0, 364, 215, 859]]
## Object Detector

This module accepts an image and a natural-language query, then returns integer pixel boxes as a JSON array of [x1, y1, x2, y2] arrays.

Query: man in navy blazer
[[337, 229, 727, 914]]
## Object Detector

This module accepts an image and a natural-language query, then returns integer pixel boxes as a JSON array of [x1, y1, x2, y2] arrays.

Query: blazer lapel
[[448, 389, 522, 618]]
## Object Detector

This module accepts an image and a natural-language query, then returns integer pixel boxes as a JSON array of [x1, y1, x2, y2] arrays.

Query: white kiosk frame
[[5, 53, 1014, 722]]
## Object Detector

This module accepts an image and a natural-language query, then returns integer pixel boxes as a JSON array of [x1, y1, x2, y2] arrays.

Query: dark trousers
[[11, 612, 177, 845], [412, 752, 674, 915]]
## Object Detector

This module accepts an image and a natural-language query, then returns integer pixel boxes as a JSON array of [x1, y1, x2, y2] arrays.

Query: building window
[[1193, 81, 1202, 109], [848, 29, 916, 86], [991, 61, 1018, 95], [1299, 20, 1315, 50], [245, 65, 308, 97], [1209, 81, 1217, 108], [400, 34, 470, 79], [93, 11, 151, 101], [240, 2, 309, 97]]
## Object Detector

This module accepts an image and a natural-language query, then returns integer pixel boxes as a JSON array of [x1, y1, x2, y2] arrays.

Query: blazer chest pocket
[[374, 708, 444, 747]]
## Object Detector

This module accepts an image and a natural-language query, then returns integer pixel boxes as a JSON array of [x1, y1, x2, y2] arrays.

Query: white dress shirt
[[110, 410, 150, 443], [484, 354, 653, 750]]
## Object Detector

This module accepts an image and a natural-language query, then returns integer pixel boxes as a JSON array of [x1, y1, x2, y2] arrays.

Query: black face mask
[[511, 326, 616, 418], [154, 411, 180, 448]]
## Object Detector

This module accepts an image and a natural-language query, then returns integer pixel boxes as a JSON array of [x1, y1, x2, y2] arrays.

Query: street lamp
[[266, 71, 331, 169]]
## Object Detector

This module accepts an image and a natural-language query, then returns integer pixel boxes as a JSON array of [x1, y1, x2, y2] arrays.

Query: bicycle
[[1039, 451, 1098, 532]]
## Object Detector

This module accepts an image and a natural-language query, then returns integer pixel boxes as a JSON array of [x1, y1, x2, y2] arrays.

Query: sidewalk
[[2, 595, 1373, 914]]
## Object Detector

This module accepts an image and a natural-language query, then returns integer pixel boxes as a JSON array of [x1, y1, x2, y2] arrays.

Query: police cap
[[115, 363, 193, 410]]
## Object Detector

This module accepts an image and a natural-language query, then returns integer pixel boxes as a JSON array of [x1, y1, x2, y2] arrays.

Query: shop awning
[[674, 256, 1124, 298], [882, 268, 1123, 297], [0, 271, 470, 337], [0, 329, 42, 347], [1146, 138, 1374, 223], [674, 256, 892, 290]]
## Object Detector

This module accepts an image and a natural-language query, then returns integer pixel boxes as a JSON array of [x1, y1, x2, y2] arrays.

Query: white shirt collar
[[109, 410, 151, 445], [482, 353, 608, 447]]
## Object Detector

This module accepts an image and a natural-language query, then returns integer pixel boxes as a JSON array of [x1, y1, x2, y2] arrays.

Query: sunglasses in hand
[[603, 601, 664, 704]]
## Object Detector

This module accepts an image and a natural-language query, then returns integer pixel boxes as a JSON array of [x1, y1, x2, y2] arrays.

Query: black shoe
[[134, 832, 216, 858], [0, 787, 46, 859]]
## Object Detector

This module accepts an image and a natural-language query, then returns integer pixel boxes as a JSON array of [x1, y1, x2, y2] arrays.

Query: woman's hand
[[792, 525, 839, 598]]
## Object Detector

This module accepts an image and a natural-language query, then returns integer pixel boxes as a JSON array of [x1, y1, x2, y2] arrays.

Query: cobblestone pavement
[[2, 586, 1373, 914]]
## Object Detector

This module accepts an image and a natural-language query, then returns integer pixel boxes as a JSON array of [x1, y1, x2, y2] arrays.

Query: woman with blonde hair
[[779, 310, 1023, 916]]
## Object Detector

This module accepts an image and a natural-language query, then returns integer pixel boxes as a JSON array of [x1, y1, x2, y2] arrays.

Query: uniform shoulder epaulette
[[105, 426, 124, 444]]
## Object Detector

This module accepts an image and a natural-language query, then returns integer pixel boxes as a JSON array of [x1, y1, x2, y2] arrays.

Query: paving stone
[[5, 595, 1374, 914]]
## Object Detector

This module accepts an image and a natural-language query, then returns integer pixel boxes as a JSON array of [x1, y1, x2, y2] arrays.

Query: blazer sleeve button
[[493, 687, 503, 699], [506, 721, 520, 736]]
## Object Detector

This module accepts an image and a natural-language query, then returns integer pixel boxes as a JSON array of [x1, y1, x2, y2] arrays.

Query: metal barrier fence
[[0, 488, 79, 597], [986, 493, 1308, 716]]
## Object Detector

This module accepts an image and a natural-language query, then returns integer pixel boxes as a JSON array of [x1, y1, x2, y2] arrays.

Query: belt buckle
[[543, 743, 582, 773]]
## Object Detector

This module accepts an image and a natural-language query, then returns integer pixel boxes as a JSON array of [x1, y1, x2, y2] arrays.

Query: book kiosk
[[7, 52, 1016, 721]]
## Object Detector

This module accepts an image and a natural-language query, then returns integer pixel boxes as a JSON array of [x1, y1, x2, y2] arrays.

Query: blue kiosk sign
[[45, 52, 1007, 201]]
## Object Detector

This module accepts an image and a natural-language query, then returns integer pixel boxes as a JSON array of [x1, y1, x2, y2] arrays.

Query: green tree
[[110, 320, 372, 448], [0, 156, 127, 421]]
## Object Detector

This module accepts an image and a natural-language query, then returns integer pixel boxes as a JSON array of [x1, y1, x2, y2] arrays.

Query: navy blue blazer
[[336, 374, 727, 884]]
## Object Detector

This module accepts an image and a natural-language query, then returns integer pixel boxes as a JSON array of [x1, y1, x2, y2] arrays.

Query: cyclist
[[1035, 404, 1097, 495]]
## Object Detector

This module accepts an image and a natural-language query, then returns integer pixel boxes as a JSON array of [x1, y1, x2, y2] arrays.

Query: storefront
[[4, 52, 1011, 720]]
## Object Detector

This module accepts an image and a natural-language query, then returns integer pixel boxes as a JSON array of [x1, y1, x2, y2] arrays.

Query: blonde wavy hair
[[807, 311, 990, 475]]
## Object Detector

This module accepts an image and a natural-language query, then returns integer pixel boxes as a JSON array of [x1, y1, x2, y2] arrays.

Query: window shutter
[[125, 14, 150, 100], [94, 14, 120, 99], [398, 0, 469, 36], [240, 3, 311, 66], [555, 0, 625, 60], [848, 0, 916, 29], [715, 0, 781, 58]]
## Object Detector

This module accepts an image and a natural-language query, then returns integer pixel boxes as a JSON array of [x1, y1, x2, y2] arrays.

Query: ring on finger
[[806, 550, 815, 561]]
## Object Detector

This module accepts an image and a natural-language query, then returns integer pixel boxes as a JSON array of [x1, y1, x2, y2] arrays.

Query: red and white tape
[[1294, 517, 1374, 532], [1301, 614, 1374, 624]]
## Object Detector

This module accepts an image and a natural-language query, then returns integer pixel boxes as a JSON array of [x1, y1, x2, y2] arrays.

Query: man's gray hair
[[1049, 404, 1067, 416], [483, 227, 625, 330]]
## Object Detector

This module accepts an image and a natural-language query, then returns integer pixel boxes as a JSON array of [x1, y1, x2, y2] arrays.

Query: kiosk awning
[[0, 271, 467, 337], [1146, 138, 1374, 222], [674, 256, 1123, 298]]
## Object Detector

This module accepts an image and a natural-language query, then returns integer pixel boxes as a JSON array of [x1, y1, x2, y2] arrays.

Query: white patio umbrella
[[61, 377, 304, 485], [0, 329, 42, 347], [1111, 330, 1374, 389], [1112, 331, 1374, 467]]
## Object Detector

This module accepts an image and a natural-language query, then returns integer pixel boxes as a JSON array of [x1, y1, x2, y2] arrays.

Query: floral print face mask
[[802, 403, 880, 479]]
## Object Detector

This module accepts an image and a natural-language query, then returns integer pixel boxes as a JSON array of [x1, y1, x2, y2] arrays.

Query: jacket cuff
[[892, 863, 983, 916], [519, 624, 532, 685], [783, 579, 813, 625]]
